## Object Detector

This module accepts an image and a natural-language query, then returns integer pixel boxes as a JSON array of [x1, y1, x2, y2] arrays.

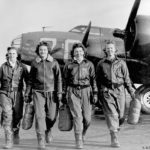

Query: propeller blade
[[124, 0, 141, 52], [125, 0, 141, 31], [50, 48, 62, 55], [82, 21, 91, 47]]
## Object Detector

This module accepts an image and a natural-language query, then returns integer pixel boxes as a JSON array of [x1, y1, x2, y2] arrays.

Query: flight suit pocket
[[116, 67, 123, 78]]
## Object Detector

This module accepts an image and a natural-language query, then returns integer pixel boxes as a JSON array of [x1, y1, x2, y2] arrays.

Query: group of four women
[[0, 40, 135, 149]]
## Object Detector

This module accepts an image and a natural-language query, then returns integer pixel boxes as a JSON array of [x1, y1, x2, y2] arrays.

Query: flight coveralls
[[25, 55, 62, 139], [96, 57, 135, 132], [63, 59, 97, 139], [0, 61, 29, 143]]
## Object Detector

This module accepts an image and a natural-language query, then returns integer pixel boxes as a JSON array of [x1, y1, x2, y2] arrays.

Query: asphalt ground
[[0, 113, 150, 150]]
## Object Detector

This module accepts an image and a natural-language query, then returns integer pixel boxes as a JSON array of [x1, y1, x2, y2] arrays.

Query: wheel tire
[[137, 86, 150, 114]]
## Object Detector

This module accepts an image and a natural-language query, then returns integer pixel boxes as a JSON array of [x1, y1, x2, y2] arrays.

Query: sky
[[0, 0, 150, 65]]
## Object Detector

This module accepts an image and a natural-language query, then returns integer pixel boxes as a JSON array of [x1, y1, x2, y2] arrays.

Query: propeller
[[113, 0, 141, 52], [82, 21, 91, 47], [125, 0, 141, 32]]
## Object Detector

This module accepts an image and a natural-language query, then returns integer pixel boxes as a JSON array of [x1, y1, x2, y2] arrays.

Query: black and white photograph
[[0, 0, 150, 150]]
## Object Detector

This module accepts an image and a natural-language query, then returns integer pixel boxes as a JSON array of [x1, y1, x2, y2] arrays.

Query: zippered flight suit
[[0, 61, 29, 140], [63, 59, 97, 136], [96, 57, 135, 132]]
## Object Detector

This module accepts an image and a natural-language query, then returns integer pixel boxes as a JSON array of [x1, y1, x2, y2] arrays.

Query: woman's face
[[105, 43, 116, 58], [39, 45, 48, 60], [73, 47, 84, 60], [8, 49, 18, 62]]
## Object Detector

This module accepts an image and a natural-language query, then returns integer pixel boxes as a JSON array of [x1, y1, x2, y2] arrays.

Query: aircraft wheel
[[135, 85, 150, 114]]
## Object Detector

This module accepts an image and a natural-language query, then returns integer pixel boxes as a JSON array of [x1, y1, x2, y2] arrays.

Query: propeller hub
[[113, 29, 125, 39]]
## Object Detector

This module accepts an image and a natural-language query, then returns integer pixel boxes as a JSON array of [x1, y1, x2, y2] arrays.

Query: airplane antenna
[[42, 27, 46, 32], [42, 26, 53, 32]]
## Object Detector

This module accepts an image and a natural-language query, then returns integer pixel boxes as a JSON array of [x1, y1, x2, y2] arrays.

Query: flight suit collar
[[6, 60, 20, 68], [73, 58, 87, 64], [35, 54, 53, 63], [105, 56, 119, 63]]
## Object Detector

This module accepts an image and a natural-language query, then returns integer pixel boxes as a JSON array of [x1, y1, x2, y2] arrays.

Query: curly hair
[[35, 41, 51, 55], [70, 43, 87, 58]]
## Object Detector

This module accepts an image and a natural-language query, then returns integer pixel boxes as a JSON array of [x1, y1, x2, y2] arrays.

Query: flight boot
[[110, 131, 120, 148], [75, 133, 83, 149], [3, 128, 13, 149], [37, 133, 46, 150], [45, 129, 53, 144]]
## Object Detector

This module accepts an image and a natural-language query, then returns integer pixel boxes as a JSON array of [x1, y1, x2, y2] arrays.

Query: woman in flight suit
[[63, 43, 97, 149], [25, 41, 62, 150], [96, 40, 135, 148]]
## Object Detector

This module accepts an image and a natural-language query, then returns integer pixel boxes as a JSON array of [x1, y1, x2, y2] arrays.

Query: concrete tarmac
[[0, 114, 149, 150]]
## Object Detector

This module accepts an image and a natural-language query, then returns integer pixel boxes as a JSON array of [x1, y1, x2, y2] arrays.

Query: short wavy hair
[[7, 46, 18, 52], [103, 40, 116, 51], [35, 41, 51, 56], [103, 40, 117, 54], [70, 43, 87, 58], [6, 46, 21, 61]]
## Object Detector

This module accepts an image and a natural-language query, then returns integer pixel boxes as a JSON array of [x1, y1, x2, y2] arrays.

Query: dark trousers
[[32, 90, 59, 135], [0, 91, 24, 132]]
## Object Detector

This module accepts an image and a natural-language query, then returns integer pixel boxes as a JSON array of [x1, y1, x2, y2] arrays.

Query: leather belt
[[102, 83, 123, 89], [69, 84, 90, 90]]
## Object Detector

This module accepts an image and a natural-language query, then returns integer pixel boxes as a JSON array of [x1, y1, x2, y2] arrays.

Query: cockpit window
[[69, 26, 86, 33], [69, 26, 100, 36]]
